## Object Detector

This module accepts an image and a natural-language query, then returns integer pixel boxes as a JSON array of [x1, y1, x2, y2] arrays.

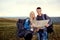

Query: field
[[0, 18, 60, 40]]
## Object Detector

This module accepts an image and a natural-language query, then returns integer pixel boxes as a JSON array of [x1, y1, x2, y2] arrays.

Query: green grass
[[0, 18, 60, 40]]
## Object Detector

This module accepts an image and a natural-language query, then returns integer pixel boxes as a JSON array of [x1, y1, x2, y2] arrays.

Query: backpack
[[17, 19, 26, 38], [17, 18, 32, 38], [44, 14, 54, 33]]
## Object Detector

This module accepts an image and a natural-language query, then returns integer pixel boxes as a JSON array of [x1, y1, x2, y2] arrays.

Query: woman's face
[[30, 12, 35, 19]]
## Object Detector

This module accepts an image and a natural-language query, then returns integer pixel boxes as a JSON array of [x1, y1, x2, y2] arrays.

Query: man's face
[[36, 9, 41, 15]]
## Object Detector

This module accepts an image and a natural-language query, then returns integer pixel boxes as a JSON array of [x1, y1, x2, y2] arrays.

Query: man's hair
[[37, 7, 41, 9]]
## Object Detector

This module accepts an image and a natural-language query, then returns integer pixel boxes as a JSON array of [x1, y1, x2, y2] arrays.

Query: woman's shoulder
[[25, 18, 30, 23]]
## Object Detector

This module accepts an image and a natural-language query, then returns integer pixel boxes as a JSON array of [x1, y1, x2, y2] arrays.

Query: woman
[[24, 11, 36, 40], [29, 11, 39, 32], [30, 11, 36, 31]]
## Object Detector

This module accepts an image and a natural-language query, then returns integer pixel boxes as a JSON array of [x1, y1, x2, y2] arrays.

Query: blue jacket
[[24, 18, 30, 30]]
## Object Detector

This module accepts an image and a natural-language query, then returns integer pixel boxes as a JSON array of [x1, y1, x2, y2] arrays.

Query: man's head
[[36, 7, 42, 15]]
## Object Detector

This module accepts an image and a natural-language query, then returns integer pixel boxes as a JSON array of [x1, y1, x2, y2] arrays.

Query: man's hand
[[36, 26, 41, 32], [36, 28, 40, 32], [45, 23, 49, 27]]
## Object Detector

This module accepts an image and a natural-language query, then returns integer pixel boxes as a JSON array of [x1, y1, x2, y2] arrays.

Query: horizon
[[0, 16, 60, 18]]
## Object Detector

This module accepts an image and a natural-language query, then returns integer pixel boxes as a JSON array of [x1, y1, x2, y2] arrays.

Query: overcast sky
[[0, 0, 60, 17]]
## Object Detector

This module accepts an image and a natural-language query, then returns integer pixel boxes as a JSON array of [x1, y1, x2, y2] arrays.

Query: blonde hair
[[30, 11, 35, 20]]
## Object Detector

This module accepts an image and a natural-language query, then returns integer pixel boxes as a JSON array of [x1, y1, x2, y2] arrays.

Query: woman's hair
[[30, 11, 35, 20], [30, 11, 35, 25]]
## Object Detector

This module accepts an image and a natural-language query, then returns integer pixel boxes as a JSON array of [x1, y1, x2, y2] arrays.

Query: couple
[[24, 7, 52, 40]]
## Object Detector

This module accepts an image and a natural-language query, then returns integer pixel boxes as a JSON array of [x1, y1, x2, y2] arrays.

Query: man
[[36, 7, 52, 40]]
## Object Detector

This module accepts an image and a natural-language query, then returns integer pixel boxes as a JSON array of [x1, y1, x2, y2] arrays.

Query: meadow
[[0, 18, 60, 40]]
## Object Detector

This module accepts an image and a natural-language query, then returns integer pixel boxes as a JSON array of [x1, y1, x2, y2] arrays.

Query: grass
[[48, 25, 60, 40], [0, 18, 60, 40]]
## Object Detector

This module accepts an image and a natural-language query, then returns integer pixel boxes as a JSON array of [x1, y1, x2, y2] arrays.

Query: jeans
[[37, 29, 48, 40]]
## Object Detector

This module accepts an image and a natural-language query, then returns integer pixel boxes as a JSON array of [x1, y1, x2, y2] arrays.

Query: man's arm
[[45, 14, 52, 27]]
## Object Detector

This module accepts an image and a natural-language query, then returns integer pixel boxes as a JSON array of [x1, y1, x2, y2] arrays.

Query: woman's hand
[[31, 23, 35, 28]]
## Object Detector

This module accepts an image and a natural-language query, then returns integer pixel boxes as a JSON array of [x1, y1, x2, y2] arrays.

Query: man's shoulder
[[42, 14, 47, 15], [36, 14, 47, 17]]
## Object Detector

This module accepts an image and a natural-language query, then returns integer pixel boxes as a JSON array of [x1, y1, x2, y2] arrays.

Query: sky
[[0, 0, 60, 17]]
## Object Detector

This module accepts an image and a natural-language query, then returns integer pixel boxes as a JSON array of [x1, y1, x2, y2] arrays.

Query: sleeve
[[45, 14, 52, 26]]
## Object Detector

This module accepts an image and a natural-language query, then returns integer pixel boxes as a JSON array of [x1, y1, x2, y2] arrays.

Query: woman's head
[[30, 11, 35, 19]]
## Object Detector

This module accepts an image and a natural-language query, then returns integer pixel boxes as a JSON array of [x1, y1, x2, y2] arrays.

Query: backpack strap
[[43, 14, 47, 20], [24, 18, 30, 25]]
